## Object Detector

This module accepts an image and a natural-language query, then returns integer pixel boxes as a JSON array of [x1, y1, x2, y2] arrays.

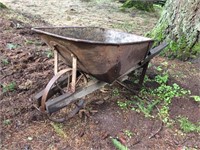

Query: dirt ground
[[1, 1, 200, 150]]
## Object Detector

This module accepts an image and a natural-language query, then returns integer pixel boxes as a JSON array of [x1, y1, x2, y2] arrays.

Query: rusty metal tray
[[32, 27, 154, 83]]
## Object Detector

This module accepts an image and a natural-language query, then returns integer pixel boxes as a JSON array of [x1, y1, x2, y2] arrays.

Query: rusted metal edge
[[31, 27, 154, 45]]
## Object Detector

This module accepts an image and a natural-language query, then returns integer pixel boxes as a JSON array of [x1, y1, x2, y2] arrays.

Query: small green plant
[[111, 137, 128, 150], [124, 130, 133, 138], [1, 58, 9, 65], [2, 82, 16, 93], [6, 43, 18, 50], [25, 39, 35, 45], [178, 117, 200, 133], [190, 95, 200, 102], [143, 75, 151, 83], [50, 122, 67, 138], [113, 88, 120, 97], [180, 146, 198, 150], [154, 73, 168, 84], [45, 50, 53, 58], [3, 119, 11, 125], [117, 100, 132, 109], [156, 66, 163, 72], [132, 97, 160, 118], [161, 61, 168, 67]]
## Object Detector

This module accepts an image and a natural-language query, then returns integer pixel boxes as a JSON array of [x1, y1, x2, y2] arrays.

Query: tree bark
[[149, 0, 200, 60]]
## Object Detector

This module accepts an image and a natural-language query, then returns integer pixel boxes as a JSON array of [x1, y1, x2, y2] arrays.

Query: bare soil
[[1, 1, 200, 150]]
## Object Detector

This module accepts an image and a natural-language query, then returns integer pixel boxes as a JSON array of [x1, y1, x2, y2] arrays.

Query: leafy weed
[[1, 58, 9, 65], [113, 88, 120, 97], [2, 82, 16, 93], [3, 119, 11, 126], [124, 130, 133, 138], [117, 100, 132, 109], [44, 49, 53, 58], [190, 95, 200, 102]]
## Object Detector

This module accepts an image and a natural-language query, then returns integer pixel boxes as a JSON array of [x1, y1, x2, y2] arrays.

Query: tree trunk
[[149, 0, 200, 60]]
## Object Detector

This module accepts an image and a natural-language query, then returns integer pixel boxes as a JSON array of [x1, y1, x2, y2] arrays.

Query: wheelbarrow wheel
[[40, 68, 88, 122]]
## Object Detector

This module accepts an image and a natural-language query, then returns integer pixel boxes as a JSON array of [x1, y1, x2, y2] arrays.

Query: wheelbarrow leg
[[116, 62, 149, 92], [54, 50, 59, 75], [138, 61, 149, 86]]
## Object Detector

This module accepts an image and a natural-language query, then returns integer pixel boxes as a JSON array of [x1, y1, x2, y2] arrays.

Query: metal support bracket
[[71, 54, 77, 93]]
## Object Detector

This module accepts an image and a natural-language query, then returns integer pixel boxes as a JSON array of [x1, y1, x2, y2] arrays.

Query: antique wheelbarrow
[[32, 27, 167, 122]]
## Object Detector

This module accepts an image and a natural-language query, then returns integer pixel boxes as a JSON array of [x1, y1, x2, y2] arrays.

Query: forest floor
[[0, 0, 200, 150]]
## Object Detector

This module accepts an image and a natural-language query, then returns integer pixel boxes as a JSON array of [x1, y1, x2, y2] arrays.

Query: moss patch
[[148, 21, 199, 60], [147, 0, 199, 60], [191, 42, 200, 57], [0, 2, 7, 9], [147, 21, 167, 45], [121, 0, 155, 12]]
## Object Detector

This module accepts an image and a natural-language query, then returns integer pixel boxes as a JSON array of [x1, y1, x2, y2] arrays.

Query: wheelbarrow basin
[[32, 27, 154, 83]]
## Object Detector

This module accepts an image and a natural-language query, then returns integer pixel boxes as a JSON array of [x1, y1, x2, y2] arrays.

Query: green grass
[[50, 122, 67, 138], [111, 22, 136, 33], [95, 0, 114, 3], [178, 117, 200, 133], [24, 39, 35, 45], [24, 39, 43, 46], [131, 96, 160, 118]]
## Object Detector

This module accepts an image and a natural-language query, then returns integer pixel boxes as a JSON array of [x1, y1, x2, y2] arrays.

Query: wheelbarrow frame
[[32, 26, 168, 122], [34, 41, 167, 115]]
